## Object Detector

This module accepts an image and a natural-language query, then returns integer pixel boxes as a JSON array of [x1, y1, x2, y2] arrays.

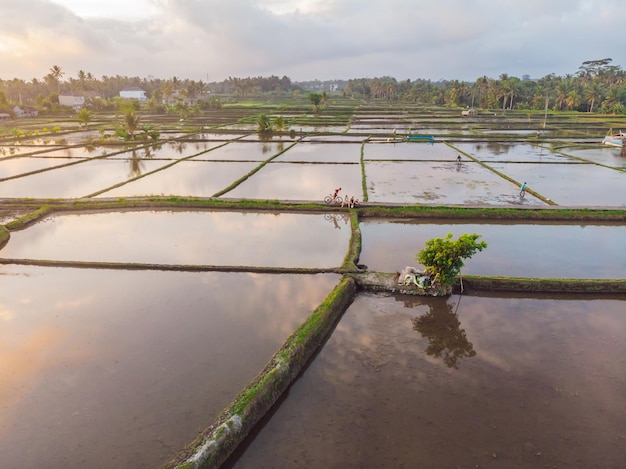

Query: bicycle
[[324, 194, 344, 205]]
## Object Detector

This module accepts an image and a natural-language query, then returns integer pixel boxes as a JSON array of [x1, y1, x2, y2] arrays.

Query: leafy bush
[[416, 233, 487, 286]]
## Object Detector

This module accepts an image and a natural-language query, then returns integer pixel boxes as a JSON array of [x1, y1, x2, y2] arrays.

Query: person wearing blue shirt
[[520, 181, 527, 197]]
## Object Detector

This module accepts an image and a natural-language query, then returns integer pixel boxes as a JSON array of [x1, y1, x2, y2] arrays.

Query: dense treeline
[[344, 59, 626, 114], [1, 58, 624, 115]]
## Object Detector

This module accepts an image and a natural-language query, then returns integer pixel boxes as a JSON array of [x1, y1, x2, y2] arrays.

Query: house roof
[[60, 91, 84, 97]]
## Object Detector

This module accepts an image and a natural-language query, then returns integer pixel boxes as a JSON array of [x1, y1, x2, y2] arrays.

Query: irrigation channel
[[1, 104, 626, 468]]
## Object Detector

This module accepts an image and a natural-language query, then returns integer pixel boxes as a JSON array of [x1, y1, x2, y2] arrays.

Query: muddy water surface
[[359, 219, 626, 278], [452, 142, 571, 163], [224, 162, 363, 201], [226, 292, 626, 469], [0, 265, 339, 469], [364, 161, 545, 205], [364, 142, 458, 161]]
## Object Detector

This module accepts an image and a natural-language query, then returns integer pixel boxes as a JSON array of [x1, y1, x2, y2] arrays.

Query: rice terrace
[[2, 94, 626, 468]]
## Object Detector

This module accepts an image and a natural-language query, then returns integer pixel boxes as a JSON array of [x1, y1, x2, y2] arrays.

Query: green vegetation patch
[[0, 225, 9, 248], [460, 276, 626, 294], [5, 206, 54, 230]]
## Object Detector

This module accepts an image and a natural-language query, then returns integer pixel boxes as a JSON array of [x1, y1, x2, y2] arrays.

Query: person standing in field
[[520, 181, 527, 197]]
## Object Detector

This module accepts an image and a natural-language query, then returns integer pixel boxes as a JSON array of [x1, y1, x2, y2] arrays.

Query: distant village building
[[461, 109, 477, 117], [58, 91, 85, 110], [120, 86, 147, 103], [0, 112, 12, 121], [12, 105, 39, 118], [82, 90, 102, 104]]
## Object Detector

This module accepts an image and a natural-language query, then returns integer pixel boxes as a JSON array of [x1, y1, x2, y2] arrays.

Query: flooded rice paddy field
[[226, 292, 626, 469], [0, 264, 339, 468], [364, 141, 459, 161], [558, 146, 626, 169], [1, 132, 625, 205], [0, 158, 172, 198], [452, 142, 573, 163], [225, 162, 363, 201], [98, 161, 261, 198], [489, 162, 625, 206], [274, 142, 362, 163], [359, 219, 626, 278], [364, 160, 546, 205], [1, 210, 351, 268], [0, 157, 80, 179], [2, 116, 626, 468]]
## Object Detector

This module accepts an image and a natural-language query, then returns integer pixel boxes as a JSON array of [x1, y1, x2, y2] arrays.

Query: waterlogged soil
[[226, 292, 626, 469], [359, 219, 626, 278], [0, 208, 28, 225], [364, 160, 545, 205], [364, 142, 458, 161], [0, 264, 340, 469], [452, 142, 573, 163]]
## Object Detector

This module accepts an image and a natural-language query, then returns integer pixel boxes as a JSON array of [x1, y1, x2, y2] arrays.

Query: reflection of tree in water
[[411, 298, 476, 369], [259, 133, 274, 154], [128, 150, 144, 178], [143, 143, 160, 159], [258, 133, 286, 154]]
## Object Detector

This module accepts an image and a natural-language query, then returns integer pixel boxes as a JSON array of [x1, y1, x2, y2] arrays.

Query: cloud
[[1, 0, 625, 82]]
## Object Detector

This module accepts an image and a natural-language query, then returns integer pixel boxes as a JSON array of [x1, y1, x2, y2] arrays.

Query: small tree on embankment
[[416, 233, 487, 287]]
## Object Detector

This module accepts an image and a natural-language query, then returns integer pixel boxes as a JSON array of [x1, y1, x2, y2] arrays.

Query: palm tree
[[49, 65, 64, 94], [123, 110, 140, 139], [77, 70, 87, 90], [584, 81, 603, 112], [566, 89, 581, 110]]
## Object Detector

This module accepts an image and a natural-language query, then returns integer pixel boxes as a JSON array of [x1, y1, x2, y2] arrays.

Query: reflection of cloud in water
[[0, 265, 339, 468], [0, 329, 66, 436], [2, 211, 350, 268]]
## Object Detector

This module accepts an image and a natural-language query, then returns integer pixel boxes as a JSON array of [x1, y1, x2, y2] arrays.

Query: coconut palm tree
[[123, 110, 140, 139], [49, 65, 64, 94], [584, 81, 603, 112]]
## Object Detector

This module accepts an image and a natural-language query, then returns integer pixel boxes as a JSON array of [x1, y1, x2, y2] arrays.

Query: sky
[[1, 0, 625, 84]]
